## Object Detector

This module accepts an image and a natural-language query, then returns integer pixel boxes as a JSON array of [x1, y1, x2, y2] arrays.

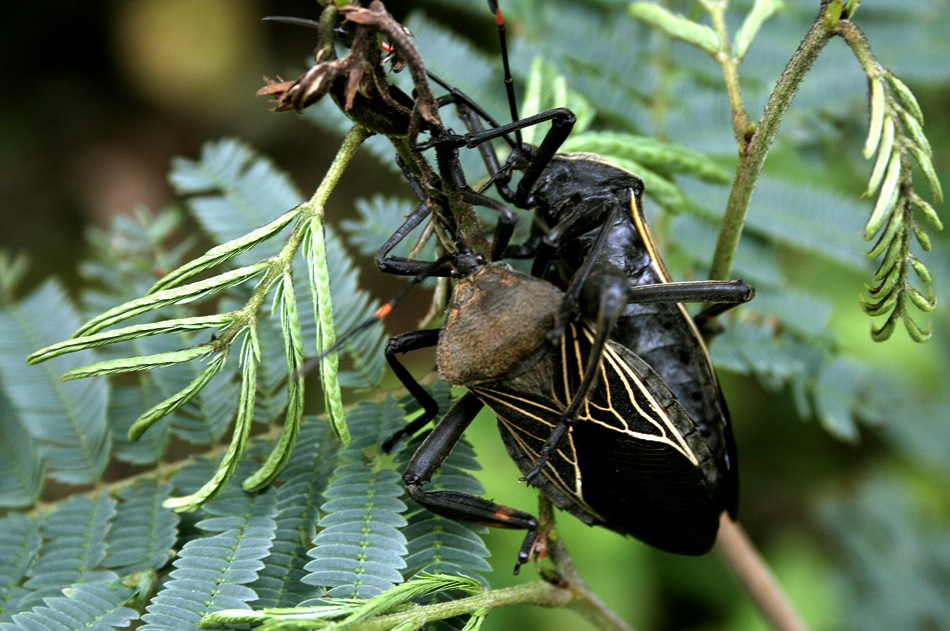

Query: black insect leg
[[375, 198, 452, 277], [692, 288, 755, 335], [521, 260, 628, 484], [430, 137, 519, 260], [459, 189, 517, 261], [382, 329, 442, 451], [416, 108, 576, 206], [403, 391, 540, 574], [624, 280, 755, 305], [549, 197, 755, 321]]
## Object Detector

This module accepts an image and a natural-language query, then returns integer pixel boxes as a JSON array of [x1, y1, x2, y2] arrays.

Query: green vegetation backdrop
[[0, 1, 948, 630]]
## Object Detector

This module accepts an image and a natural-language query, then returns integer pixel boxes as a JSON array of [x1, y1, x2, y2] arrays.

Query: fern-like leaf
[[77, 210, 190, 464], [323, 222, 387, 390], [0, 388, 44, 508], [819, 475, 950, 629], [303, 398, 409, 598], [394, 385, 491, 585], [710, 320, 890, 441], [340, 195, 427, 260], [169, 137, 386, 392], [0, 513, 43, 620], [17, 494, 118, 612], [0, 583, 138, 631], [103, 480, 178, 576], [169, 139, 301, 266], [563, 131, 732, 186], [140, 468, 277, 631], [251, 420, 342, 608], [0, 281, 110, 485], [682, 177, 871, 272]]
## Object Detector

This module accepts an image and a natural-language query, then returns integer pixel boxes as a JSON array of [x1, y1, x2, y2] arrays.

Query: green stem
[[704, 1, 751, 148], [708, 2, 837, 281], [390, 136, 489, 255], [215, 126, 369, 347], [339, 581, 573, 631], [539, 497, 635, 631], [322, 499, 633, 631], [832, 20, 877, 75]]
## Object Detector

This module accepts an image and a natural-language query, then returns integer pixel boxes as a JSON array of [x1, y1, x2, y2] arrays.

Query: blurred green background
[[2, 1, 949, 630]]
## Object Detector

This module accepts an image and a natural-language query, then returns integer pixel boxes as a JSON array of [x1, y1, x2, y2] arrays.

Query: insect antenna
[[262, 15, 320, 29], [487, 0, 521, 148]]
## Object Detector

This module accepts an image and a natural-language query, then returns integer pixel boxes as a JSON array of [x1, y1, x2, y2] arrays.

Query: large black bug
[[377, 245, 732, 572], [406, 1, 755, 520], [274, 0, 753, 563]]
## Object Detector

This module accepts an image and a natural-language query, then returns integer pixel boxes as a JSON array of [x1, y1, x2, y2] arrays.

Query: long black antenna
[[488, 1, 522, 148], [262, 15, 320, 29]]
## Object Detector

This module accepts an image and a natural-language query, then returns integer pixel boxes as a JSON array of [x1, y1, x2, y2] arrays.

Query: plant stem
[[708, 2, 837, 281], [539, 498, 635, 631], [341, 581, 574, 631], [704, 1, 751, 148], [717, 515, 808, 631], [218, 125, 370, 349]]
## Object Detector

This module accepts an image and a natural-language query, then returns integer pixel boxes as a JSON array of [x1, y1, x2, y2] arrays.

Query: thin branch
[[717, 514, 808, 631], [703, 1, 752, 149], [540, 497, 635, 631], [341, 581, 574, 631], [708, 1, 838, 281]]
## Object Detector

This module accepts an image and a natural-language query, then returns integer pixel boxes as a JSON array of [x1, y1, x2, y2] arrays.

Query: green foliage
[[1, 584, 139, 631], [396, 385, 492, 586], [302, 398, 409, 598], [249, 421, 340, 608], [0, 492, 155, 631], [1, 1, 948, 631], [140, 460, 279, 631], [819, 475, 950, 629], [0, 280, 110, 486]]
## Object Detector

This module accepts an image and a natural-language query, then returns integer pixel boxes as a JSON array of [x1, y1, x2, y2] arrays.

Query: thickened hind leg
[[403, 392, 539, 574]]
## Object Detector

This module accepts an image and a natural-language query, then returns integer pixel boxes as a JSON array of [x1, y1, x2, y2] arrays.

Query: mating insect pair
[[267, 0, 754, 570]]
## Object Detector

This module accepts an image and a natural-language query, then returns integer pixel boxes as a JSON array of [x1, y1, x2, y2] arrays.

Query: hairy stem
[[708, 1, 838, 281], [705, 1, 752, 149], [341, 581, 573, 631]]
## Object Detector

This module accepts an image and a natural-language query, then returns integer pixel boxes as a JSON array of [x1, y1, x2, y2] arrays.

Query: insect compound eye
[[449, 268, 459, 278], [474, 253, 486, 264]]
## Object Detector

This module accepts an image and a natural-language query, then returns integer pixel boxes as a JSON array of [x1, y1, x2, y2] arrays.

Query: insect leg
[[624, 279, 755, 305], [382, 329, 443, 451], [374, 155, 458, 277], [458, 189, 517, 261], [403, 391, 540, 574], [427, 135, 518, 261], [416, 108, 576, 204], [521, 260, 628, 483]]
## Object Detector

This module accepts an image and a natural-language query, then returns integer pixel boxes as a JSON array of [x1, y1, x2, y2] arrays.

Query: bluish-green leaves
[[628, 3, 720, 56], [859, 67, 942, 342], [24, 135, 387, 510], [0, 281, 109, 487], [303, 399, 409, 598]]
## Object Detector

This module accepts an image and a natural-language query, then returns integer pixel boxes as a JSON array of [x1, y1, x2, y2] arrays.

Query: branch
[[540, 497, 635, 631], [717, 514, 808, 631], [708, 1, 838, 281]]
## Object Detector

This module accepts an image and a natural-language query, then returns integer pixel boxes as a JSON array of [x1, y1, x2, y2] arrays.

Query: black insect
[[407, 1, 755, 525], [275, 1, 753, 561], [376, 245, 733, 572]]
